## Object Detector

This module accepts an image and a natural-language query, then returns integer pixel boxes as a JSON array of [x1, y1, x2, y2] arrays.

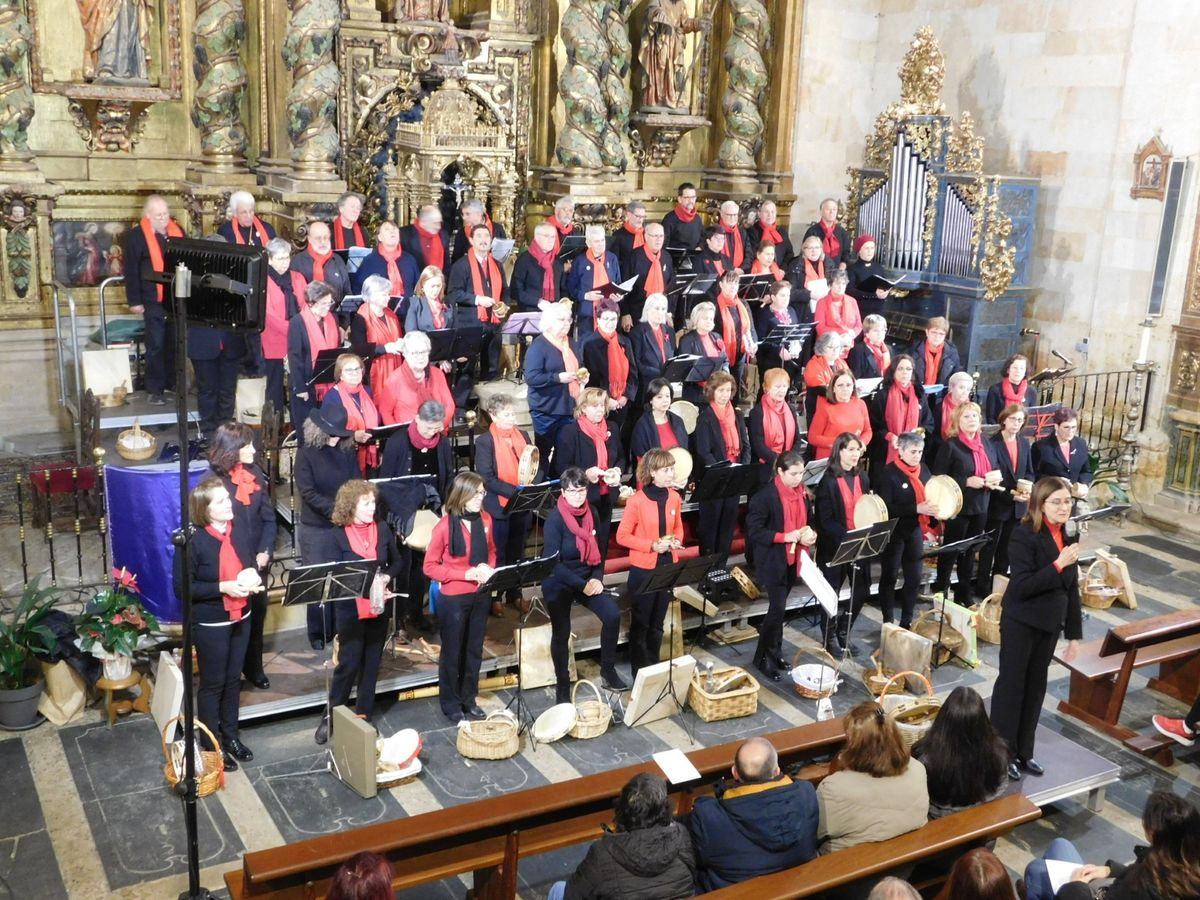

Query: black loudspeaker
[[164, 237, 268, 332]]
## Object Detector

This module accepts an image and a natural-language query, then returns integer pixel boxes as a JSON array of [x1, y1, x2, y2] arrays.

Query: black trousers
[[975, 512, 1017, 594], [593, 494, 614, 563], [290, 392, 316, 435], [263, 358, 286, 415], [194, 616, 250, 746], [491, 512, 530, 601], [142, 306, 175, 395], [437, 590, 489, 716], [399, 547, 429, 622], [328, 603, 390, 717], [301, 523, 336, 642], [477, 322, 501, 380], [627, 566, 672, 677], [761, 569, 797, 631], [545, 580, 620, 691], [241, 589, 268, 680], [934, 511, 987, 605], [699, 496, 740, 569], [192, 350, 242, 438], [990, 617, 1058, 761], [819, 559, 871, 646], [533, 414, 573, 477], [879, 524, 924, 629]]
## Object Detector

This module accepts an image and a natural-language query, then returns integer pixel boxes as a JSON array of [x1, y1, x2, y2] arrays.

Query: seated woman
[[803, 331, 850, 424], [694, 371, 750, 569], [847, 313, 892, 380], [867, 353, 933, 474], [548, 773, 695, 900], [582, 299, 639, 435], [755, 281, 806, 386], [984, 353, 1037, 424], [813, 270, 861, 356], [976, 403, 1034, 595], [748, 367, 802, 478], [1030, 406, 1093, 501], [935, 848, 1017, 900], [376, 330, 455, 429], [629, 292, 678, 400], [320, 353, 380, 476], [807, 370, 872, 461], [817, 700, 928, 854], [544, 467, 625, 699], [910, 686, 1008, 819], [350, 274, 404, 391], [327, 852, 394, 900], [630, 377, 689, 464], [314, 480, 403, 745], [557, 388, 624, 564], [678, 300, 730, 405], [1024, 790, 1200, 900], [814, 432, 873, 654]]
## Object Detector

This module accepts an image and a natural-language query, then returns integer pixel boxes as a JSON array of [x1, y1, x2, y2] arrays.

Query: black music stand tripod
[[503, 479, 561, 560], [828, 520, 897, 659], [921, 530, 994, 668]]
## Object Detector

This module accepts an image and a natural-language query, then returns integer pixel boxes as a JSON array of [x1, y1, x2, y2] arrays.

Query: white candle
[[1135, 322, 1151, 365]]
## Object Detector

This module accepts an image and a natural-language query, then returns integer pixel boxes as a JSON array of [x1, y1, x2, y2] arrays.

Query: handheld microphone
[[1020, 327, 1040, 336], [1064, 518, 1079, 542], [1051, 349, 1073, 366]]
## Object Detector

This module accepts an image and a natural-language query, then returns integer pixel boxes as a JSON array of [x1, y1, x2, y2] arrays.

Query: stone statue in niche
[[638, 0, 709, 113], [717, 0, 769, 170], [76, 0, 154, 83], [394, 0, 450, 23]]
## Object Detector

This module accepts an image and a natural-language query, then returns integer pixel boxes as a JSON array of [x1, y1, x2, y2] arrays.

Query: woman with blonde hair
[[677, 300, 729, 405]]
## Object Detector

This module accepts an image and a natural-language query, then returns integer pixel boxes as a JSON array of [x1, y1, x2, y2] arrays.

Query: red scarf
[[489, 423, 527, 507], [547, 334, 582, 399], [723, 225, 745, 268], [895, 458, 929, 530], [557, 496, 601, 565], [308, 247, 333, 283], [819, 220, 841, 259], [578, 415, 610, 470], [547, 215, 573, 253], [206, 523, 247, 622], [139, 217, 185, 302], [415, 222, 444, 271], [884, 383, 920, 463], [334, 220, 365, 250], [836, 474, 863, 530], [805, 355, 837, 388], [340, 383, 382, 474], [712, 401, 741, 461], [1046, 521, 1065, 552], [1001, 378, 1029, 407], [346, 521, 381, 619], [588, 250, 611, 289], [924, 343, 943, 386], [759, 220, 783, 244], [803, 257, 825, 286], [468, 251, 503, 323], [528, 242, 558, 302], [674, 202, 697, 224], [228, 464, 260, 505], [377, 244, 407, 297], [624, 220, 644, 249], [760, 396, 796, 455], [232, 217, 270, 247], [776, 474, 808, 572], [300, 304, 340, 367], [599, 328, 629, 400], [357, 304, 402, 387], [751, 260, 784, 281], [866, 339, 891, 375], [408, 420, 440, 450], [650, 324, 667, 363], [941, 394, 961, 439], [958, 430, 991, 478], [643, 246, 665, 295], [717, 294, 750, 362]]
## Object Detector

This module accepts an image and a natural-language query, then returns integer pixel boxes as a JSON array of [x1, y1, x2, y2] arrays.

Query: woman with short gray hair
[[349, 274, 404, 389], [374, 330, 456, 429]]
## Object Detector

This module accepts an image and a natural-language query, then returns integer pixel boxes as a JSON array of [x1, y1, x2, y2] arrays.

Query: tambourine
[[669, 400, 699, 434], [404, 509, 440, 551], [491, 300, 511, 321], [602, 467, 622, 487], [667, 446, 693, 484], [925, 475, 963, 521], [852, 493, 889, 529], [517, 445, 540, 485]]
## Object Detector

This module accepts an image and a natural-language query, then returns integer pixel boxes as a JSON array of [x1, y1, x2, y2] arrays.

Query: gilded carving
[[717, 0, 769, 171], [555, 0, 621, 169], [979, 177, 1016, 301], [0, 0, 36, 170], [923, 172, 938, 269], [1, 193, 35, 298], [946, 111, 984, 180], [1178, 350, 1200, 395], [603, 0, 633, 140], [393, 0, 450, 22], [66, 96, 150, 152], [898, 26, 945, 116], [282, 0, 341, 178], [191, 0, 248, 164]]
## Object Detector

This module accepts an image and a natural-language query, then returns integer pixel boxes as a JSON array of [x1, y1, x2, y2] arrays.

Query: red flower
[[110, 614, 123, 625], [112, 567, 140, 594]]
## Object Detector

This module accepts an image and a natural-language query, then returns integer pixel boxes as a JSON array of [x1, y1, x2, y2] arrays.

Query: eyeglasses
[[474, 487, 486, 496], [1044, 498, 1073, 507], [341, 366, 362, 373], [563, 486, 588, 495]]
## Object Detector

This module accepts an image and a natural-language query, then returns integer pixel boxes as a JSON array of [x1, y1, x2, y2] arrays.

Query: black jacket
[[607, 227, 644, 282], [217, 219, 277, 247], [754, 305, 806, 374], [289, 251, 352, 304], [802, 222, 850, 268], [814, 470, 870, 563], [542, 504, 604, 596], [329, 519, 405, 619], [351, 249, 420, 296], [624, 247, 676, 323], [1001, 522, 1083, 639], [220, 467, 276, 557], [847, 339, 893, 381], [1031, 434, 1093, 485], [286, 314, 343, 399], [294, 443, 360, 529], [630, 411, 689, 462], [377, 427, 454, 498], [629, 323, 679, 389], [348, 312, 405, 385], [908, 339, 963, 387], [689, 776, 819, 892], [449, 220, 507, 264], [747, 400, 802, 474], [747, 480, 811, 586], [987, 432, 1034, 522], [581, 330, 639, 408], [845, 257, 888, 306], [556, 420, 625, 504], [663, 210, 705, 259], [933, 435, 998, 518], [398, 224, 450, 272], [1055, 848, 1160, 900], [447, 252, 508, 318], [564, 822, 695, 900], [403, 294, 459, 335], [123, 224, 174, 310], [693, 404, 751, 472], [511, 250, 564, 310], [174, 523, 256, 624], [747, 222, 794, 267], [677, 331, 729, 404], [474, 429, 540, 519], [873, 461, 931, 534], [984, 381, 1038, 424], [866, 384, 934, 472]]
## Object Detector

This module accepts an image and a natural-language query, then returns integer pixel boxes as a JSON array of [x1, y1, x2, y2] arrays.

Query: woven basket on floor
[[162, 716, 224, 797], [878, 671, 941, 749], [972, 592, 1003, 644], [568, 680, 612, 739], [790, 646, 840, 700], [1081, 560, 1122, 609], [912, 608, 966, 666], [688, 667, 759, 722], [456, 710, 519, 760], [862, 649, 906, 697]]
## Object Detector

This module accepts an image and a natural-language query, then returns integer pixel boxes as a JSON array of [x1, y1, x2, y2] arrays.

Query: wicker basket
[[912, 608, 966, 666], [877, 671, 942, 749], [568, 680, 612, 739], [162, 716, 224, 798], [116, 420, 157, 461], [1081, 560, 1122, 609], [862, 649, 906, 697], [790, 646, 841, 700], [456, 709, 520, 760], [688, 667, 760, 722], [972, 592, 1003, 644]]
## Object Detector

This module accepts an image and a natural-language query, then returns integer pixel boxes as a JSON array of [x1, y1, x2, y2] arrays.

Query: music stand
[[666, 246, 696, 274], [482, 554, 560, 743], [661, 354, 699, 385], [680, 355, 723, 389], [557, 234, 587, 263], [690, 462, 765, 504], [828, 520, 897, 659], [307, 348, 343, 392], [500, 312, 543, 380], [337, 293, 365, 318], [629, 553, 723, 740], [1023, 403, 1062, 441], [920, 530, 994, 668], [737, 272, 776, 303], [428, 324, 484, 363], [761, 322, 813, 348]]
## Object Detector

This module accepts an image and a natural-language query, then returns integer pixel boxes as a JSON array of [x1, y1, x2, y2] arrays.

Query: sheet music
[[1044, 859, 1080, 894], [491, 238, 516, 264], [855, 377, 883, 397], [347, 247, 372, 273], [800, 551, 839, 617]]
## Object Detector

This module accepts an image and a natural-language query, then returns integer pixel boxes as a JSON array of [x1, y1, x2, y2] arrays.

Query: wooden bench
[[1056, 608, 1200, 764], [225, 719, 847, 899], [706, 793, 1041, 899]]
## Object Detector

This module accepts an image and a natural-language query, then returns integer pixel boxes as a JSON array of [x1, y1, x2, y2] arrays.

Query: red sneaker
[[1152, 714, 1196, 747]]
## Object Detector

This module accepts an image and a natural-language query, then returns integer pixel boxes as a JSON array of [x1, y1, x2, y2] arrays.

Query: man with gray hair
[[718, 200, 750, 269], [123, 194, 186, 403], [688, 735, 820, 891], [866, 877, 921, 900], [608, 200, 648, 280], [512, 221, 564, 311], [331, 191, 366, 250], [399, 204, 449, 272], [545, 195, 580, 254], [289, 220, 352, 304], [563, 223, 620, 337], [450, 197, 507, 264], [218, 190, 275, 246], [624, 221, 675, 330]]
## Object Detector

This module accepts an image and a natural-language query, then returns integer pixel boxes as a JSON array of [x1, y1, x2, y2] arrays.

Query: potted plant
[[76, 568, 160, 680], [0, 577, 61, 730]]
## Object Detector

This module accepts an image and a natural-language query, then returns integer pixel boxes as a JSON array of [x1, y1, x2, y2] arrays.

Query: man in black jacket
[[511, 222, 564, 310], [123, 195, 185, 403], [661, 182, 703, 259], [290, 221, 352, 305], [449, 197, 508, 264], [688, 737, 820, 891], [803, 198, 851, 270], [399, 204, 450, 272]]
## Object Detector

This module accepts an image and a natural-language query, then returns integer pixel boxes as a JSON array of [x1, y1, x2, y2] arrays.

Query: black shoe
[[221, 751, 239, 771], [314, 716, 329, 745], [223, 739, 254, 762], [1007, 762, 1021, 781], [148, 392, 167, 406], [310, 639, 325, 651], [555, 686, 571, 705], [754, 658, 783, 681], [444, 710, 467, 724], [464, 705, 487, 720], [601, 668, 629, 691], [248, 674, 270, 690], [1019, 757, 1045, 776], [406, 614, 435, 635]]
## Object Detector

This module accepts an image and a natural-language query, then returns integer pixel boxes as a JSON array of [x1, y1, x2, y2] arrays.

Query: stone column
[[0, 0, 42, 182], [188, 0, 252, 184]]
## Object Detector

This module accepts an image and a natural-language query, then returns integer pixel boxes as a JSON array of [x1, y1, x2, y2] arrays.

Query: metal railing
[[1036, 368, 1153, 480]]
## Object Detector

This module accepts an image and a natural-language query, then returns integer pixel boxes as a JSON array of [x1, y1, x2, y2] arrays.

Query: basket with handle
[[688, 666, 759, 722], [862, 649, 905, 697], [1081, 559, 1122, 609], [877, 670, 941, 749], [456, 709, 520, 759], [568, 679, 612, 739], [911, 607, 966, 666], [790, 645, 841, 700], [161, 715, 224, 797], [971, 592, 1003, 644]]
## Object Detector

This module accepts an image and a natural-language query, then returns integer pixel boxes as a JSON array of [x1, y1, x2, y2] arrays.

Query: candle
[[1135, 322, 1152, 365]]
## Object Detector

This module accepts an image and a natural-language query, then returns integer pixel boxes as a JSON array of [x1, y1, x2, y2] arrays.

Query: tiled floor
[[1, 517, 1198, 899]]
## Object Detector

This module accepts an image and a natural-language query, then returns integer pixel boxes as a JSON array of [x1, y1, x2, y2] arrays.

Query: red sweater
[[422, 513, 497, 596], [807, 396, 873, 459], [616, 489, 683, 570], [377, 363, 455, 428]]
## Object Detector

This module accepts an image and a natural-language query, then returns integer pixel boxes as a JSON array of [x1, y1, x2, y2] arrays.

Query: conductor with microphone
[[990, 476, 1082, 781]]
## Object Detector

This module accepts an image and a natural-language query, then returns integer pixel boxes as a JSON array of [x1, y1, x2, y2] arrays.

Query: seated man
[[688, 736, 819, 891]]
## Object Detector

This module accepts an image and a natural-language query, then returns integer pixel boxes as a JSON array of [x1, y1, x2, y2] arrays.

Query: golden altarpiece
[[0, 0, 802, 325]]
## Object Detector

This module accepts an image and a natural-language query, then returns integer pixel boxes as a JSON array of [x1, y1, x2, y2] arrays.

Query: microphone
[[1051, 349, 1073, 367], [1064, 519, 1079, 541], [1020, 328, 1040, 336]]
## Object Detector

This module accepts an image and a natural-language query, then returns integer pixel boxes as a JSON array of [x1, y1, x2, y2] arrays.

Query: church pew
[[704, 793, 1041, 899], [225, 718, 847, 899], [1055, 608, 1200, 764]]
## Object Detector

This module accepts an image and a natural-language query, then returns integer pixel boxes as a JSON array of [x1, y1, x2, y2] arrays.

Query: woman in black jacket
[[544, 468, 625, 701], [747, 368, 803, 481], [207, 422, 276, 690], [975, 403, 1035, 595], [629, 293, 679, 402], [990, 476, 1082, 779], [931, 401, 999, 607], [557, 388, 625, 564], [693, 371, 750, 568], [754, 281, 806, 385], [677, 301, 730, 405], [629, 378, 689, 463], [314, 480, 404, 745], [174, 476, 260, 770], [1030, 406, 1093, 501], [814, 432, 872, 654], [874, 431, 936, 630], [581, 300, 640, 436], [983, 353, 1037, 424], [867, 354, 934, 475], [550, 773, 695, 900]]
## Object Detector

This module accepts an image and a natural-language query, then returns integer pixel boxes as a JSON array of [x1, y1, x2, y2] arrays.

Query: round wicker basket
[[568, 680, 612, 739]]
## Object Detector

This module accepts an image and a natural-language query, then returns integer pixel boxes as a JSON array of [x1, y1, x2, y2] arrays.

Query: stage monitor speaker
[[331, 706, 377, 798], [164, 237, 268, 332], [623, 654, 697, 728]]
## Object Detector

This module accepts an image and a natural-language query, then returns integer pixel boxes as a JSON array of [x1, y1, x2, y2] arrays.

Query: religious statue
[[0, 0, 37, 163], [638, 0, 709, 113], [556, 0, 622, 170], [76, 0, 154, 83], [717, 0, 769, 170], [393, 0, 450, 22]]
